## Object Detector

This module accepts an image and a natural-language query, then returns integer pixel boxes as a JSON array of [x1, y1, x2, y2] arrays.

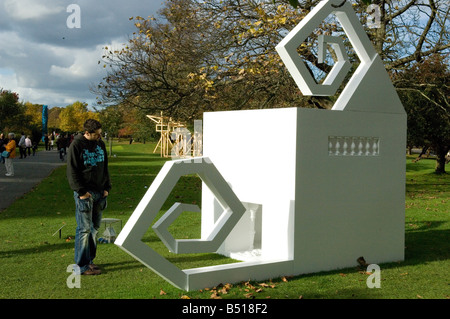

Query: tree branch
[[386, 43, 450, 70], [396, 87, 449, 115], [386, 0, 417, 23]]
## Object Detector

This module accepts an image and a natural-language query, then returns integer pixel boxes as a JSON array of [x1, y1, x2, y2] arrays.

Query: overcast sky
[[0, 0, 165, 108]]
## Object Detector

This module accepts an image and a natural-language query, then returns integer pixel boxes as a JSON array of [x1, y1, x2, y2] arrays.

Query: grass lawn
[[0, 142, 448, 299]]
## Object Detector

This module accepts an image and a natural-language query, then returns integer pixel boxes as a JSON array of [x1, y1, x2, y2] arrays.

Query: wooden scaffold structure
[[147, 112, 187, 158]]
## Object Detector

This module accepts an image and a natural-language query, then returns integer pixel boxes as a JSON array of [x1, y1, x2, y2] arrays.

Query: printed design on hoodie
[[82, 145, 105, 167]]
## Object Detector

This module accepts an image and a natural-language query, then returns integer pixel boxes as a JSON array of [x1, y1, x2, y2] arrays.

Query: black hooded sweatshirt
[[66, 133, 111, 196]]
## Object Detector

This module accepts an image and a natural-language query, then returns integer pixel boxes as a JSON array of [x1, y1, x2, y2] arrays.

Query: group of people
[[17, 132, 38, 159], [1, 132, 41, 177], [44, 133, 73, 149], [0, 131, 74, 176]]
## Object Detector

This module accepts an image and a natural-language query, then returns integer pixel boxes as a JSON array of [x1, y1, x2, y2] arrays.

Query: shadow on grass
[[0, 241, 73, 259], [405, 174, 449, 194], [406, 159, 437, 173], [299, 287, 384, 299], [96, 252, 236, 275], [406, 183, 449, 193], [404, 228, 450, 263], [109, 151, 169, 161], [94, 260, 144, 273]]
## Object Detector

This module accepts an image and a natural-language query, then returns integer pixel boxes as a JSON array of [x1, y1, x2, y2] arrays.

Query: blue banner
[[42, 105, 48, 142]]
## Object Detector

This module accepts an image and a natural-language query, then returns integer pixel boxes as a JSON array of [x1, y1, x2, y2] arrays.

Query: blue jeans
[[74, 191, 107, 273]]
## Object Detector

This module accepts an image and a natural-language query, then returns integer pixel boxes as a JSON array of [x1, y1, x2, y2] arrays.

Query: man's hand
[[103, 190, 109, 198], [79, 192, 91, 200]]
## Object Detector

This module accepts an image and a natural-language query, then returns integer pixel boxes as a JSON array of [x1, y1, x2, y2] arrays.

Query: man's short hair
[[83, 119, 102, 133]]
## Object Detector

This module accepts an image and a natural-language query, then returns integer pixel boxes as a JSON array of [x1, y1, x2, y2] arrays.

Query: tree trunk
[[435, 146, 448, 174]]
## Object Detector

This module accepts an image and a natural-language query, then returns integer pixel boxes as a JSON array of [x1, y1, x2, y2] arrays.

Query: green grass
[[0, 143, 448, 299]]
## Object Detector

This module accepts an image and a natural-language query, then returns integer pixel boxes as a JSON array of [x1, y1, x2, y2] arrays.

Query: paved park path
[[0, 150, 66, 212]]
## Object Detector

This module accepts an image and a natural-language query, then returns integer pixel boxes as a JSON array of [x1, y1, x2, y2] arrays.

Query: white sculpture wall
[[202, 108, 406, 275], [116, 0, 406, 291]]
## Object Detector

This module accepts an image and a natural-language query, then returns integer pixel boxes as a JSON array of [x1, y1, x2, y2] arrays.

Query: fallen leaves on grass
[[281, 276, 289, 282], [206, 283, 233, 299], [210, 292, 222, 299], [219, 285, 230, 294], [242, 280, 277, 298], [203, 280, 279, 299], [258, 282, 276, 288]]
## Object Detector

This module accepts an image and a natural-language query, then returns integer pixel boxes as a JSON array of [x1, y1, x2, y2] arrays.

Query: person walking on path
[[32, 140, 38, 156], [18, 132, 26, 159], [57, 134, 68, 161], [4, 133, 16, 176], [44, 134, 49, 151], [50, 133, 55, 150], [25, 135, 32, 156], [67, 119, 112, 276]]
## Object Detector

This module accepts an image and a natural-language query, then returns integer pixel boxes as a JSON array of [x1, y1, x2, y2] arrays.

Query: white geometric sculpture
[[115, 158, 247, 289], [116, 0, 406, 291], [276, 0, 405, 114]]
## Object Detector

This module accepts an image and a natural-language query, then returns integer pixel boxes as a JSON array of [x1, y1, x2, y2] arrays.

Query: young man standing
[[67, 119, 111, 275]]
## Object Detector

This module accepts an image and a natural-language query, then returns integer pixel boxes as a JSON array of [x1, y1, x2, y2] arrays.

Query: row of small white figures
[[328, 136, 380, 156]]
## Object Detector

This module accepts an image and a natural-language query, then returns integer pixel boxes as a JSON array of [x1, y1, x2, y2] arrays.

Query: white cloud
[[50, 47, 101, 80], [0, 31, 28, 58], [49, 40, 126, 81], [0, 68, 18, 89], [3, 0, 65, 20], [0, 68, 65, 106]]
